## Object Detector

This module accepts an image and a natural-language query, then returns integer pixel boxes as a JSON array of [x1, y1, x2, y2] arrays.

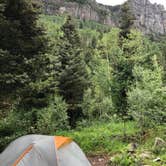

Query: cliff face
[[129, 0, 166, 34], [42, 0, 115, 25], [42, 0, 166, 35]]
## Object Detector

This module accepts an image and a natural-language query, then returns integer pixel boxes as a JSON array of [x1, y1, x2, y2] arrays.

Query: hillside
[[42, 0, 166, 35]]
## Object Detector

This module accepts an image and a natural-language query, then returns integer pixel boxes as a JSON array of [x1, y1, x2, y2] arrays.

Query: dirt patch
[[88, 155, 110, 166]]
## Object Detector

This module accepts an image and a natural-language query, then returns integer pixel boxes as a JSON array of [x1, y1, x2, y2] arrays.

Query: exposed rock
[[129, 0, 166, 35], [41, 0, 115, 25], [139, 151, 152, 159], [98, 158, 104, 162], [88, 155, 109, 166], [153, 137, 166, 151], [154, 137, 165, 147], [127, 143, 138, 153], [41, 0, 166, 35], [153, 157, 161, 162]]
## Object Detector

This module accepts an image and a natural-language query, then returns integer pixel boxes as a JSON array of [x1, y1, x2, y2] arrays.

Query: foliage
[[56, 16, 88, 126], [128, 57, 166, 129], [0, 49, 19, 110], [0, 95, 68, 151], [97, 29, 163, 119], [66, 0, 89, 4], [158, 37, 166, 81], [109, 152, 142, 166], [40, 14, 109, 34], [56, 121, 138, 154], [37, 96, 69, 133], [82, 53, 114, 120], [0, 0, 166, 158], [119, 1, 135, 38], [55, 121, 165, 165], [79, 29, 100, 48], [0, 0, 54, 109]]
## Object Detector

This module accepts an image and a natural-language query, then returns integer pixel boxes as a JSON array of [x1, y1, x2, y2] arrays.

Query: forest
[[0, 0, 165, 165]]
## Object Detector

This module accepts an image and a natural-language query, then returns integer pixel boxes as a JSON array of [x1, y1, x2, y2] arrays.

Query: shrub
[[0, 95, 69, 151], [37, 96, 69, 133], [128, 59, 166, 130], [82, 88, 114, 121]]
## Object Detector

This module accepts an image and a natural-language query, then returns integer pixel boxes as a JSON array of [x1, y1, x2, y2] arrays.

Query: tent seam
[[54, 137, 60, 166], [12, 144, 33, 166]]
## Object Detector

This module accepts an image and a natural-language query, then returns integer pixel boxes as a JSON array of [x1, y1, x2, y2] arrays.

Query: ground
[[88, 155, 109, 166], [56, 121, 166, 166]]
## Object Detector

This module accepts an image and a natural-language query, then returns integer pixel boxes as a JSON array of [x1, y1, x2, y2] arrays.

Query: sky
[[96, 0, 166, 9]]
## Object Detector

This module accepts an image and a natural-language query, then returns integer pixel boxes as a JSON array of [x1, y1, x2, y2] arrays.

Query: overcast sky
[[96, 0, 166, 9]]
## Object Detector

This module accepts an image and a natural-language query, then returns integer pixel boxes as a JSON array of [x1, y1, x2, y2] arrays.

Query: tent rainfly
[[0, 135, 91, 166]]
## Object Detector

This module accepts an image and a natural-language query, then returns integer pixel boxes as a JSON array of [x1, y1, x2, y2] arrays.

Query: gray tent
[[0, 135, 91, 166]]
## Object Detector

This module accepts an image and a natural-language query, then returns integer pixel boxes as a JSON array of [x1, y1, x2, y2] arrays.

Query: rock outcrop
[[129, 0, 166, 35], [42, 0, 115, 25], [42, 0, 166, 35]]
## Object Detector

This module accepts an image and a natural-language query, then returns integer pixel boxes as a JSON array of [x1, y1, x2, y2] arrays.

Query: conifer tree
[[119, 2, 135, 38], [57, 16, 88, 126], [115, 1, 135, 116], [0, 0, 53, 109]]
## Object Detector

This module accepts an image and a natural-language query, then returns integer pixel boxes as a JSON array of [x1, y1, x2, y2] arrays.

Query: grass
[[54, 121, 166, 165], [55, 121, 140, 155]]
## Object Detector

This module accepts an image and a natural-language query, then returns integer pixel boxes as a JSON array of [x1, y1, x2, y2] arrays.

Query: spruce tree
[[119, 2, 135, 38], [0, 0, 46, 55], [57, 16, 88, 126], [0, 0, 53, 110], [114, 1, 135, 116]]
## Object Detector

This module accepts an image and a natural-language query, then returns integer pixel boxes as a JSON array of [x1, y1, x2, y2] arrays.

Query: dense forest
[[0, 0, 165, 165]]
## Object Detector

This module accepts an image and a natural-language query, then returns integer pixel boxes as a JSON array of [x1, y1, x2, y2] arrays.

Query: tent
[[0, 135, 91, 166]]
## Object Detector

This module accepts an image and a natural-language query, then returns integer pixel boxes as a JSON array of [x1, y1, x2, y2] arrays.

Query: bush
[[0, 95, 69, 152], [37, 96, 69, 133], [0, 110, 28, 152], [128, 61, 166, 130], [82, 88, 114, 121]]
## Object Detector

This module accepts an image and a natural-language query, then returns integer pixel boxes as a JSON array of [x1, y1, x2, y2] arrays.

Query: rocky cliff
[[129, 0, 166, 34], [42, 0, 166, 35], [42, 0, 115, 25]]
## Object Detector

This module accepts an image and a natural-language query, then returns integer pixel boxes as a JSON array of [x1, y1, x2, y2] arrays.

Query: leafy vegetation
[[55, 15, 88, 126], [0, 0, 52, 109], [56, 121, 165, 165], [0, 0, 165, 165], [66, 0, 89, 4]]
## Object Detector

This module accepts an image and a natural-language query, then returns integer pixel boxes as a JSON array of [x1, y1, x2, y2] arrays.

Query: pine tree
[[119, 2, 135, 38], [0, 0, 46, 55], [57, 16, 88, 126], [0, 0, 53, 110], [113, 2, 135, 115]]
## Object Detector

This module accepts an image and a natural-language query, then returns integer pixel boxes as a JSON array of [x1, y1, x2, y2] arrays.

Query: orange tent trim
[[54, 136, 72, 149], [12, 145, 33, 166], [12, 136, 72, 166]]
